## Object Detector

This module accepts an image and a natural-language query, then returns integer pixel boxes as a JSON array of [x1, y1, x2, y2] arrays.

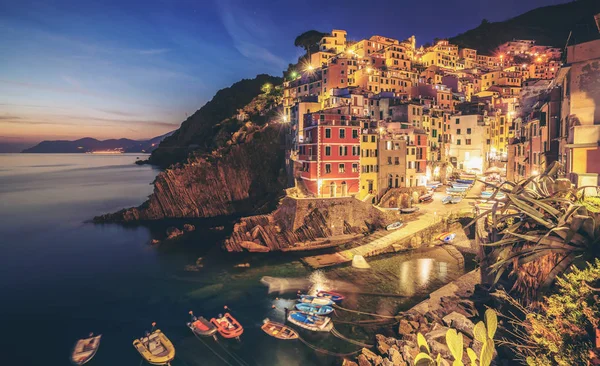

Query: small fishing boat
[[400, 207, 420, 214], [386, 221, 404, 231], [419, 193, 433, 202], [70, 333, 101, 365], [295, 303, 334, 315], [133, 326, 175, 366], [261, 319, 299, 340], [316, 290, 345, 303], [456, 179, 474, 184], [446, 187, 468, 193], [438, 232, 456, 243], [210, 313, 244, 339], [298, 295, 334, 306], [442, 196, 453, 204], [452, 182, 471, 188], [450, 197, 462, 204], [239, 241, 270, 253], [187, 311, 218, 337], [287, 311, 333, 332]]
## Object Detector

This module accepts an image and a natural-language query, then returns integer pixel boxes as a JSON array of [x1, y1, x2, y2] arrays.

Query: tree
[[294, 30, 327, 54]]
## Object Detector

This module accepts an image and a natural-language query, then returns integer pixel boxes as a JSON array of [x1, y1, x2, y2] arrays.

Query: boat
[[287, 311, 333, 332], [295, 303, 334, 315], [452, 182, 471, 188], [133, 327, 175, 366], [70, 334, 101, 365], [442, 196, 453, 204], [316, 290, 345, 303], [400, 207, 420, 214], [386, 221, 404, 231], [187, 311, 218, 337], [450, 197, 462, 204], [261, 319, 299, 340], [446, 187, 468, 193], [419, 193, 433, 202], [438, 232, 456, 243], [210, 313, 244, 339], [239, 241, 270, 253], [298, 295, 334, 306], [456, 179, 474, 184]]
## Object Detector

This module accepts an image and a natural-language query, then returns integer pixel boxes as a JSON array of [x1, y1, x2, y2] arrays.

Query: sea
[[0, 153, 470, 366]]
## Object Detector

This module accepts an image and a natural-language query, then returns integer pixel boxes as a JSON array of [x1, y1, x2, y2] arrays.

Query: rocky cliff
[[95, 122, 287, 222]]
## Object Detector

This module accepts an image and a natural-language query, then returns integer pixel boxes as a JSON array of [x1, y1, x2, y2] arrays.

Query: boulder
[[429, 339, 452, 359], [376, 335, 391, 355], [357, 355, 372, 366], [388, 348, 404, 365], [362, 348, 383, 365], [183, 223, 195, 232], [442, 311, 475, 338], [342, 360, 359, 366], [398, 319, 415, 335], [166, 227, 184, 239]]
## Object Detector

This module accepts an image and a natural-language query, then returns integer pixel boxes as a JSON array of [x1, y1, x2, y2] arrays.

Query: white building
[[447, 114, 491, 173]]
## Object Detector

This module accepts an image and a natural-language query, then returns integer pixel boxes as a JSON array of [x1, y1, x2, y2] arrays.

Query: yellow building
[[319, 29, 347, 54], [359, 127, 379, 200]]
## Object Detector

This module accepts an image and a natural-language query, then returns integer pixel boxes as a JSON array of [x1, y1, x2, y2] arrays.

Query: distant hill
[[148, 74, 283, 168], [449, 0, 600, 54], [22, 131, 174, 154]]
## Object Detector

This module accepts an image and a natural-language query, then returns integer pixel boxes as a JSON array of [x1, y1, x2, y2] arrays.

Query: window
[[325, 164, 331, 174], [467, 128, 471, 134], [352, 129, 358, 139], [457, 129, 461, 135], [352, 146, 359, 156], [362, 136, 368, 142], [338, 163, 345, 173], [325, 128, 331, 138], [387, 157, 392, 165], [339, 129, 346, 138], [339, 146, 348, 156], [325, 146, 331, 156], [457, 139, 461, 145], [466, 139, 472, 145], [371, 136, 376, 142], [352, 163, 358, 173], [456, 118, 460, 124], [394, 157, 400, 165]]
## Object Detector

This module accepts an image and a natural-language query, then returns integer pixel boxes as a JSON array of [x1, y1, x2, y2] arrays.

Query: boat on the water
[[295, 303, 334, 315], [287, 311, 333, 332], [442, 196, 453, 204], [70, 334, 101, 365], [187, 311, 218, 337], [298, 295, 334, 306], [419, 193, 433, 202], [456, 179, 474, 184], [452, 182, 471, 188], [438, 232, 456, 243], [450, 197, 462, 204], [316, 290, 345, 302], [261, 319, 299, 340], [239, 241, 270, 252], [446, 187, 468, 193], [133, 326, 175, 366], [386, 221, 404, 231], [210, 313, 244, 339], [400, 207, 420, 214]]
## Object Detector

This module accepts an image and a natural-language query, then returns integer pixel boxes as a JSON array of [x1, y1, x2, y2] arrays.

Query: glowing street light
[[290, 71, 298, 79]]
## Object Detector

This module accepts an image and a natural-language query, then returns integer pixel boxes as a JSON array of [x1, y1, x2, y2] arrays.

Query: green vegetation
[[470, 162, 600, 303], [415, 309, 498, 366], [148, 74, 283, 168], [294, 30, 327, 55], [496, 260, 600, 365], [449, 0, 600, 54]]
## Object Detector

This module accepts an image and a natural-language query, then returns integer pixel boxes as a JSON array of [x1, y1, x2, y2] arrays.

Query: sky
[[0, 0, 568, 150]]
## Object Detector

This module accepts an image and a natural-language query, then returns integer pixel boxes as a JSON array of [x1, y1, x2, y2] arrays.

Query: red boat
[[210, 313, 244, 339], [316, 290, 345, 303]]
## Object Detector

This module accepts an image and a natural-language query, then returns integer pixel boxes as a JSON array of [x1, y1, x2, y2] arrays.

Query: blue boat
[[316, 290, 345, 302], [287, 311, 333, 332], [450, 197, 462, 204], [298, 295, 334, 306], [438, 232, 456, 243], [452, 183, 471, 188], [456, 179, 474, 184], [446, 187, 467, 193], [295, 303, 334, 316], [442, 196, 453, 204]]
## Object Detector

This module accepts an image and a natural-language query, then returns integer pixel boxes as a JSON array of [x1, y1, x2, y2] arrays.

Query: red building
[[298, 106, 361, 197]]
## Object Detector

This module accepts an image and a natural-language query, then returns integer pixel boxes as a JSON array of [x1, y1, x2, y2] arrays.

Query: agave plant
[[468, 161, 600, 303]]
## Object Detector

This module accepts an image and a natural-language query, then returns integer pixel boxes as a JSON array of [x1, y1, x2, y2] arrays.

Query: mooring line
[[214, 339, 250, 366], [297, 334, 363, 357], [332, 304, 399, 318], [330, 325, 374, 348], [191, 332, 235, 366]]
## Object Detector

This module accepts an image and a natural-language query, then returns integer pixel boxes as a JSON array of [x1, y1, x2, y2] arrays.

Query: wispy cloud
[[136, 48, 170, 55], [216, 0, 286, 70]]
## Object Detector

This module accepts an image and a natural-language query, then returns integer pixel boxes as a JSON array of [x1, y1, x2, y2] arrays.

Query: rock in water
[[166, 227, 184, 239], [352, 255, 371, 269]]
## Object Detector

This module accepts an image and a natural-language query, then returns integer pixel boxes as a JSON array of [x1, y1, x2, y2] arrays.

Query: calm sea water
[[0, 154, 468, 366]]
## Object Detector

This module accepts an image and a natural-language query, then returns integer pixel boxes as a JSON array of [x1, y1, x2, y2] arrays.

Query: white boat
[[386, 221, 404, 230], [287, 311, 333, 332]]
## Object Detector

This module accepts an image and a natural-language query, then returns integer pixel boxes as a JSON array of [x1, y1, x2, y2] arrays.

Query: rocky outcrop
[[224, 197, 397, 252], [94, 123, 287, 222]]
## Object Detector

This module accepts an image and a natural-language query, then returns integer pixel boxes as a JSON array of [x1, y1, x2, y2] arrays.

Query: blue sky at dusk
[[0, 0, 567, 149]]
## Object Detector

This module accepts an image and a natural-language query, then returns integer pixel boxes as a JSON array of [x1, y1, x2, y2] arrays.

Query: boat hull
[[287, 311, 332, 332], [187, 316, 218, 337], [295, 303, 334, 315], [133, 330, 175, 366], [261, 319, 299, 340], [316, 290, 345, 303], [400, 207, 419, 214], [298, 295, 334, 306], [210, 313, 244, 339], [386, 221, 403, 231], [438, 232, 456, 243], [71, 335, 101, 366]]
